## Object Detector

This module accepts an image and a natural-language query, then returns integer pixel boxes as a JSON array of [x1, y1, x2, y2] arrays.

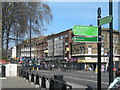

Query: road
[[30, 69, 110, 89]]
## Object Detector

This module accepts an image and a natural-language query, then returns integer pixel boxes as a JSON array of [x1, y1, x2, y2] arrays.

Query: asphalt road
[[30, 69, 110, 89]]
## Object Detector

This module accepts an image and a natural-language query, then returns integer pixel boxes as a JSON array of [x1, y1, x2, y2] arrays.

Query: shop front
[[65, 58, 78, 70], [77, 57, 107, 71]]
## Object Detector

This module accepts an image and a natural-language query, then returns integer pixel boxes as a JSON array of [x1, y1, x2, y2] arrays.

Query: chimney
[[90, 24, 93, 26]]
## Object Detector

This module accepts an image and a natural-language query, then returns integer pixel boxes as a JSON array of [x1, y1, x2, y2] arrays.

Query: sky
[[42, 2, 118, 35]]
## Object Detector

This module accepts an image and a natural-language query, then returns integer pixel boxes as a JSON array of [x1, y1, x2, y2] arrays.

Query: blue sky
[[43, 2, 118, 35]]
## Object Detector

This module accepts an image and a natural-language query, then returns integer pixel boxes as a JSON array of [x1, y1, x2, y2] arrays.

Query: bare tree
[[0, 2, 2, 59], [2, 2, 52, 58]]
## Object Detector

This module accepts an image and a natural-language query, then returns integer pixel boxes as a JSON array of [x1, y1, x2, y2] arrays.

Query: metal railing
[[19, 67, 72, 90]]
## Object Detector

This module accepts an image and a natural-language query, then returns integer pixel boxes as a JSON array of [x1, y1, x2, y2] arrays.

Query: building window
[[65, 34, 68, 37], [101, 47, 104, 55], [101, 35, 105, 42], [113, 36, 116, 43], [73, 47, 76, 54], [82, 46, 85, 54], [113, 36, 114, 43], [80, 46, 85, 54], [115, 37, 118, 43], [88, 46, 92, 54], [115, 47, 117, 55], [113, 47, 115, 54], [80, 46, 82, 54]]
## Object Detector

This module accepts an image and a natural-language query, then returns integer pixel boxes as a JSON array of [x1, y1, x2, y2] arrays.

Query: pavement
[[0, 76, 86, 90], [1, 76, 35, 89], [0, 69, 103, 90]]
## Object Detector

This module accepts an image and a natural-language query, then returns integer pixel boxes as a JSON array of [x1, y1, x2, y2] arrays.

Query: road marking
[[67, 82, 87, 88], [39, 73, 53, 76], [64, 76, 109, 85], [36, 70, 109, 85]]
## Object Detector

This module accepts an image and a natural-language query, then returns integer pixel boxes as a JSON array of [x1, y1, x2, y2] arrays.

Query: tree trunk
[[5, 24, 11, 58], [0, 2, 2, 59], [0, 23, 2, 59]]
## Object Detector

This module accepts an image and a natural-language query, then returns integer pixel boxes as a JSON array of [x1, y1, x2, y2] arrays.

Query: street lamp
[[109, 0, 113, 84], [30, 19, 32, 62], [97, 7, 102, 90], [29, 19, 38, 62]]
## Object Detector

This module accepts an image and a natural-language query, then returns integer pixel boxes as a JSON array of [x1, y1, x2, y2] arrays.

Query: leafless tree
[[0, 2, 2, 59], [2, 2, 52, 58]]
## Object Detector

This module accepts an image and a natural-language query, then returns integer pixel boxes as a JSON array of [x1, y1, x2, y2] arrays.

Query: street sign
[[72, 36, 98, 42], [72, 25, 98, 37], [100, 15, 112, 26]]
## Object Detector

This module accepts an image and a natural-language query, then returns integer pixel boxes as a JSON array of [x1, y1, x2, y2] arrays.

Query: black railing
[[19, 67, 72, 90]]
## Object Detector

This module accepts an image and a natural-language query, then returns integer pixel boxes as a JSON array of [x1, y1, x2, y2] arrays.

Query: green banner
[[72, 36, 98, 42], [100, 15, 112, 26], [72, 25, 98, 36]]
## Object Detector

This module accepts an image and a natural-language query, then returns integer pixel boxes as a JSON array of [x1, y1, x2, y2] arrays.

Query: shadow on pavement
[[85, 85, 94, 90]]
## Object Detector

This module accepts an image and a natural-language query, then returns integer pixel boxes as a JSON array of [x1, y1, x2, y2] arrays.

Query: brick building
[[71, 28, 120, 70], [34, 36, 48, 60], [17, 27, 120, 70]]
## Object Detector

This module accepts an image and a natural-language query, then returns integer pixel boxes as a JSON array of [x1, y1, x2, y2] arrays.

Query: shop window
[[82, 46, 85, 54], [101, 47, 104, 55], [88, 46, 92, 54], [80, 46, 85, 54], [101, 35, 104, 42], [80, 47, 82, 54], [73, 47, 76, 54]]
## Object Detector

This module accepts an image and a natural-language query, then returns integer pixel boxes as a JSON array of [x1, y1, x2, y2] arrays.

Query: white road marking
[[64, 76, 109, 85], [37, 71, 109, 85], [67, 82, 87, 88]]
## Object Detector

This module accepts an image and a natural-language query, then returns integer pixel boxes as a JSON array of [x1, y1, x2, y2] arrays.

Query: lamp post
[[109, 0, 113, 84], [29, 19, 38, 62], [30, 19, 32, 61], [97, 7, 102, 90]]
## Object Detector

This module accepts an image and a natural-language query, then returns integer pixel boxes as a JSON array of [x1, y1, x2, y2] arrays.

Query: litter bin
[[17, 65, 22, 76], [54, 75, 66, 89], [54, 75, 63, 81], [2, 66, 6, 77]]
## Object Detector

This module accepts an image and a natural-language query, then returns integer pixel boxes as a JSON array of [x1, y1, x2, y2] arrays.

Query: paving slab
[[1, 76, 34, 88]]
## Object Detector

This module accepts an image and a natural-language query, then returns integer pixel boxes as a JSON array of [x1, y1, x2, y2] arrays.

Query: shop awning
[[78, 59, 107, 63]]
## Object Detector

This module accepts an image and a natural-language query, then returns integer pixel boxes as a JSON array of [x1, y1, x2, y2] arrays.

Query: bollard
[[23, 71, 26, 78], [54, 75, 65, 90], [25, 71, 27, 79], [35, 74, 39, 85], [69, 86, 72, 90], [20, 69, 22, 77], [62, 84, 67, 90], [54, 75, 63, 81], [39, 76, 42, 87], [26, 72, 29, 81], [19, 69, 21, 77], [31, 73, 34, 83], [46, 79, 50, 88], [21, 69, 23, 77], [49, 77, 54, 90], [37, 67, 39, 71], [41, 75, 46, 88], [30, 67, 32, 72], [32, 67, 34, 70]]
